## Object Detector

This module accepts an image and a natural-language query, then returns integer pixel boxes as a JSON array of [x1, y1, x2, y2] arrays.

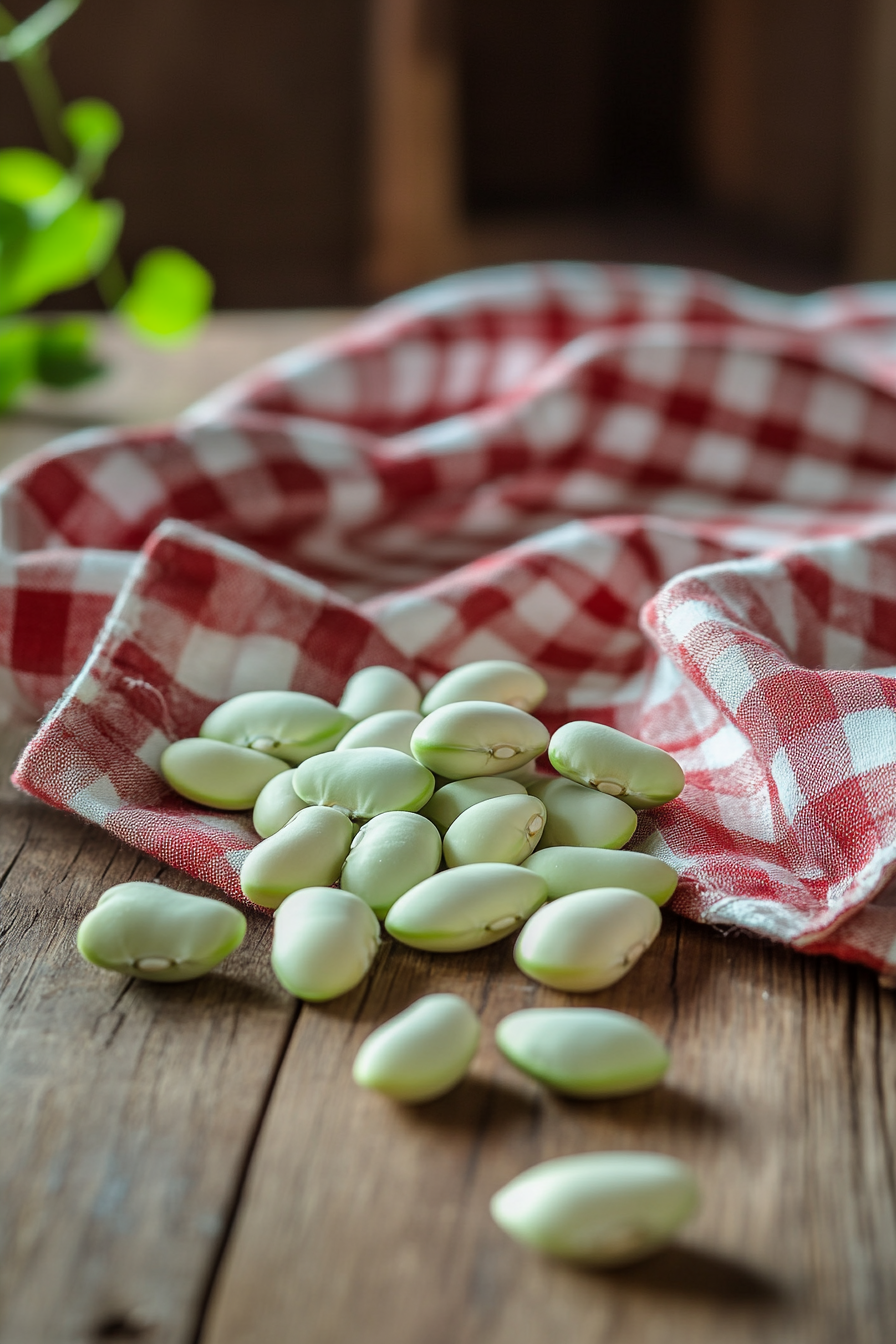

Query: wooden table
[[2, 315, 894, 1344]]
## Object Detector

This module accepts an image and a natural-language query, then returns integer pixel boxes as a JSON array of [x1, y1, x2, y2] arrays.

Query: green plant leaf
[[34, 316, 102, 387], [0, 199, 32, 309], [118, 247, 214, 344], [0, 196, 123, 313], [0, 148, 65, 203], [0, 197, 30, 253], [0, 318, 38, 411], [63, 98, 122, 180], [0, 0, 82, 62], [0, 149, 82, 229]]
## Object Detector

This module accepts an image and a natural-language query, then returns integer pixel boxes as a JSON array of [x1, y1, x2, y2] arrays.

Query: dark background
[[0, 0, 872, 306], [461, 0, 695, 212], [2, 0, 369, 305]]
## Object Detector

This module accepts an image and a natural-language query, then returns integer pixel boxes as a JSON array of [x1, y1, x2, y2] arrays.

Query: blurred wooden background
[[3, 0, 896, 304]]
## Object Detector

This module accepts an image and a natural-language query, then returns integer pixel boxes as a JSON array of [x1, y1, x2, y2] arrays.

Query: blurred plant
[[0, 0, 214, 411]]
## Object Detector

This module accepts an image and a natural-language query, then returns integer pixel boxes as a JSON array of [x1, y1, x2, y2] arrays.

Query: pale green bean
[[252, 768, 309, 837], [522, 847, 677, 905], [514, 887, 661, 990], [340, 811, 442, 917], [421, 776, 526, 835], [161, 738, 289, 810], [338, 665, 421, 719], [411, 701, 549, 780], [443, 794, 546, 867], [271, 887, 381, 1000], [548, 721, 684, 808], [294, 746, 434, 819], [496, 1008, 669, 1096], [200, 690, 351, 763], [240, 805, 354, 908], [529, 776, 637, 849], [385, 863, 548, 952], [490, 1152, 699, 1265], [334, 709, 423, 756], [422, 660, 548, 714], [77, 882, 246, 982], [352, 994, 480, 1102]]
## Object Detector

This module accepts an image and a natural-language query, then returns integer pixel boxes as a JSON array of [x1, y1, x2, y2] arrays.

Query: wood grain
[[200, 924, 896, 1344], [0, 729, 298, 1344]]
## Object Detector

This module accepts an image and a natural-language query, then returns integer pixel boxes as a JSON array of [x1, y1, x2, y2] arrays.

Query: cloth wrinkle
[[5, 261, 896, 977]]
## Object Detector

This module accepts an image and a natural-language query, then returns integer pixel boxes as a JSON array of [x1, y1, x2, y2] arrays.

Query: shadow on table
[[125, 969, 293, 1014], [554, 1081, 731, 1136], [313, 958, 442, 1025], [408, 1074, 538, 1134], [595, 1244, 784, 1305]]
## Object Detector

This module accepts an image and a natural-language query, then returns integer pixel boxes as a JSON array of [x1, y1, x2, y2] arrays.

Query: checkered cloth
[[7, 263, 896, 981]]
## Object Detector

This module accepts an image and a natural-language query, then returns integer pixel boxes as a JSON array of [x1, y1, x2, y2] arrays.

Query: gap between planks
[[1, 714, 895, 1344]]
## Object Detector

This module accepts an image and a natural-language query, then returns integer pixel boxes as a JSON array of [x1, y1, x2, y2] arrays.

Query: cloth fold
[[6, 263, 896, 978]]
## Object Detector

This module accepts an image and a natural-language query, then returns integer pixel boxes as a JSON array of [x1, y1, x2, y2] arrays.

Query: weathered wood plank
[[364, 0, 468, 294], [0, 312, 351, 1343], [200, 921, 896, 1344], [848, 0, 896, 278], [0, 739, 297, 1344]]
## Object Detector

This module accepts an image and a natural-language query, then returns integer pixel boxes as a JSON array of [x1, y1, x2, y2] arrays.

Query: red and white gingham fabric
[[8, 263, 896, 981]]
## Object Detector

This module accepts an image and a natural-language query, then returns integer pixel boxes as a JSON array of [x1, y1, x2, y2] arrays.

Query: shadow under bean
[[553, 1081, 730, 1136], [593, 1243, 785, 1305]]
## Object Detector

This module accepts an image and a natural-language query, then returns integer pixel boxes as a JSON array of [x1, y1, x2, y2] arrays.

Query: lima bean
[[490, 1152, 699, 1265], [443, 794, 546, 867], [252, 768, 309, 837], [411, 701, 549, 780], [352, 994, 480, 1102], [385, 863, 548, 952], [496, 1008, 669, 1096], [514, 887, 661, 991], [522, 847, 677, 906], [335, 709, 423, 756], [200, 690, 351, 763], [340, 811, 442, 917], [421, 776, 527, 835], [529, 776, 637, 850], [294, 746, 434, 820], [421, 660, 548, 714], [160, 737, 289, 810], [271, 887, 381, 1000], [548, 721, 684, 808], [240, 805, 354, 908], [77, 882, 246, 982], [338, 665, 421, 719]]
